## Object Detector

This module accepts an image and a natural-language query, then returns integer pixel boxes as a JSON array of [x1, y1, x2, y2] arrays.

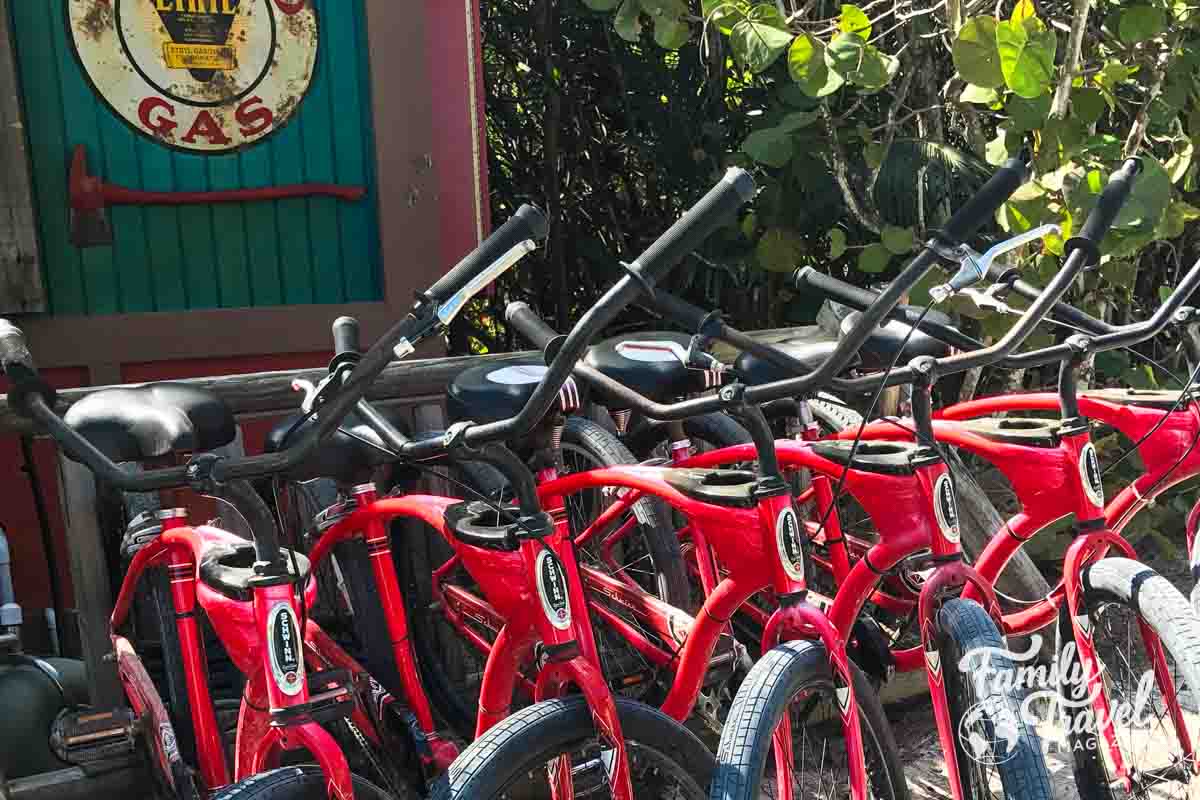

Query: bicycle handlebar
[[1066, 159, 1141, 266], [5, 204, 553, 490], [940, 159, 1028, 243], [425, 204, 548, 305]]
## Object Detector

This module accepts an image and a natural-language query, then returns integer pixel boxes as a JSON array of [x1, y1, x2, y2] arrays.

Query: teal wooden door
[[8, 0, 381, 315]]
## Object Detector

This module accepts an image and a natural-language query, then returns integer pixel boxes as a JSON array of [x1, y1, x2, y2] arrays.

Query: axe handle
[[99, 182, 366, 206]]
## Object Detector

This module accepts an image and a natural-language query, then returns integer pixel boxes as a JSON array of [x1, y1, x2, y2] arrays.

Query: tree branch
[[1124, 36, 1176, 156], [823, 102, 884, 234], [1049, 0, 1089, 119]]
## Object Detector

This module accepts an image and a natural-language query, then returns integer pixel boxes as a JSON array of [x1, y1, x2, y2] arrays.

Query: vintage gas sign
[[69, 0, 318, 153]]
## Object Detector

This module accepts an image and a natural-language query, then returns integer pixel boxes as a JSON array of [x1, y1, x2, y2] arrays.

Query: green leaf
[[1160, 285, 1172, 303], [1156, 199, 1200, 239], [829, 229, 847, 259], [857, 242, 892, 273], [741, 127, 795, 167], [1166, 140, 1193, 184], [614, 0, 643, 41], [649, 0, 692, 49], [863, 141, 885, 169], [1096, 60, 1133, 92], [703, 0, 748, 34], [826, 32, 897, 89], [583, 0, 622, 9], [985, 127, 1012, 166], [1118, 5, 1165, 43], [1100, 259, 1136, 289], [1070, 88, 1106, 126], [779, 110, 821, 131], [741, 212, 758, 239], [730, 17, 795, 73], [788, 34, 845, 97], [952, 17, 1005, 88], [960, 83, 1000, 104], [881, 225, 915, 254], [839, 4, 872, 38], [1007, 93, 1051, 132], [757, 227, 806, 272], [1010, 0, 1037, 22], [996, 17, 1056, 98]]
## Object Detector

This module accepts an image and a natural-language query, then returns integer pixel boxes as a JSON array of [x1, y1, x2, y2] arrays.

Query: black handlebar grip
[[506, 302, 561, 352], [629, 168, 755, 286], [939, 159, 1029, 244], [651, 291, 710, 330], [332, 316, 361, 357], [1066, 158, 1142, 266], [425, 204, 550, 304], [793, 267, 880, 311], [0, 319, 55, 417]]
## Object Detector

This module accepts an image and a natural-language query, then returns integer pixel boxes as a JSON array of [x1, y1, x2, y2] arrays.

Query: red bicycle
[[418, 159, 1086, 800], [639, 159, 1200, 799], [0, 204, 555, 799]]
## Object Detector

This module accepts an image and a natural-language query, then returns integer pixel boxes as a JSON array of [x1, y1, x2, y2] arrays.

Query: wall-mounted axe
[[68, 145, 366, 247]]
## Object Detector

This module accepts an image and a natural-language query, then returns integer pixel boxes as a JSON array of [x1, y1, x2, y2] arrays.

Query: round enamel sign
[[68, 0, 319, 152]]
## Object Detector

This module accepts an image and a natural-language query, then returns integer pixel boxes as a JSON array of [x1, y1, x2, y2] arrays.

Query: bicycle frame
[[941, 391, 1200, 552], [317, 491, 639, 800], [110, 513, 364, 799], [423, 437, 1007, 800], [833, 402, 1199, 787]]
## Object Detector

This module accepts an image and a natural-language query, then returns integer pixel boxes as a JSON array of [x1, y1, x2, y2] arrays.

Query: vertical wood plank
[[0, 0, 45, 313], [138, 141, 188, 311], [98, 114, 155, 313], [207, 156, 252, 309], [173, 155, 220, 309], [330, 2, 379, 302], [11, 1, 84, 314], [239, 148, 283, 306], [300, 6, 343, 305], [51, 15, 120, 316], [56, 452, 122, 706], [271, 122, 315, 305]]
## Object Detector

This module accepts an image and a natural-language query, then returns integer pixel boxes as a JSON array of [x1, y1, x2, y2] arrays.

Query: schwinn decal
[[267, 602, 304, 696], [933, 474, 961, 543], [1079, 442, 1105, 507], [536, 550, 572, 630], [159, 722, 180, 763], [775, 506, 806, 582]]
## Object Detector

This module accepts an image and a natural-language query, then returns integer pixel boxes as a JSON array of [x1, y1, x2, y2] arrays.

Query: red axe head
[[69, 145, 113, 248]]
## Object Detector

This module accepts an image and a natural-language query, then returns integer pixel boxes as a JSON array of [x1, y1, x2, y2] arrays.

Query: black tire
[[622, 411, 752, 461], [1056, 558, 1200, 800], [710, 639, 908, 800], [209, 766, 394, 800], [431, 697, 714, 800], [938, 599, 1052, 800], [560, 416, 689, 606]]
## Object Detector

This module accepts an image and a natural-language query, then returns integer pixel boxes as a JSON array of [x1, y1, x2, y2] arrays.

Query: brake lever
[[929, 224, 1060, 303], [959, 284, 1018, 315]]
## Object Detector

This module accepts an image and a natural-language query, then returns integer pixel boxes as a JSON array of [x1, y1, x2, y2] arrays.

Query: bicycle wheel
[[710, 639, 907, 800], [1056, 557, 1200, 800], [431, 696, 714, 800], [938, 598, 1052, 800], [209, 765, 404, 800], [560, 416, 689, 606]]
